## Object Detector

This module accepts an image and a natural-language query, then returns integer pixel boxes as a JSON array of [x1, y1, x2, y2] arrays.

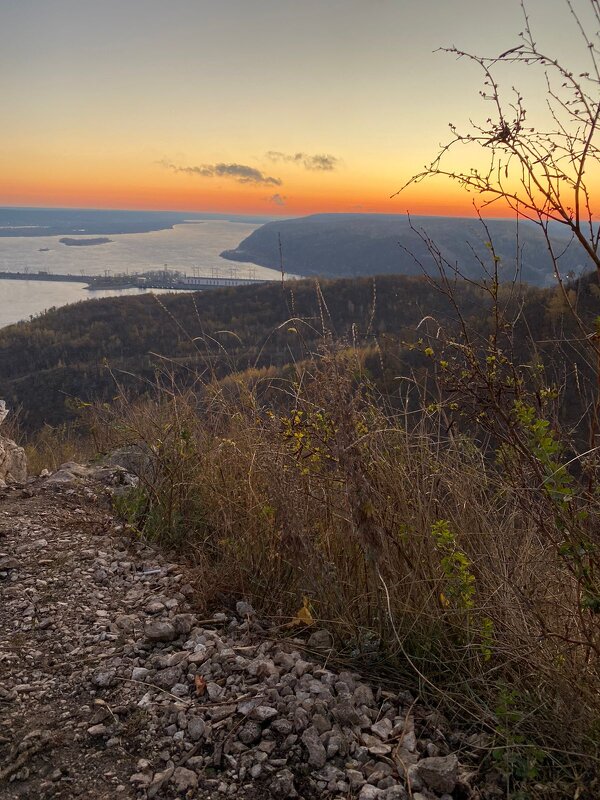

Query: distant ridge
[[0, 207, 276, 238], [221, 213, 591, 286]]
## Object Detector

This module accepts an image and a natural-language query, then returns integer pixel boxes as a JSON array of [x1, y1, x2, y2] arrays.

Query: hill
[[0, 272, 592, 432], [221, 213, 592, 285], [0, 207, 276, 237], [0, 275, 480, 429]]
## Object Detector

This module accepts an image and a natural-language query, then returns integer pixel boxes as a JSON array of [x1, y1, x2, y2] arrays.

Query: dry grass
[[84, 345, 600, 784], [1, 409, 96, 475], [23, 423, 96, 475]]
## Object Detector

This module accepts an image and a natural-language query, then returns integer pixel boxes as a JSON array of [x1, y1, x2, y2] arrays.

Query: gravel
[[0, 464, 486, 799]]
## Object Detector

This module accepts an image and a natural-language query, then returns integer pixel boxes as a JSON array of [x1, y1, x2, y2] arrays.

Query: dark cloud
[[160, 160, 282, 186], [266, 151, 340, 171], [268, 193, 287, 206]]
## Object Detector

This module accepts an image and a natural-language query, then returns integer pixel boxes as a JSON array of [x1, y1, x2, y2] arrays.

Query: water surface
[[0, 220, 281, 327]]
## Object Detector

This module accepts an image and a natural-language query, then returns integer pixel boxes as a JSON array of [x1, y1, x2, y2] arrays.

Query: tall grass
[[87, 337, 600, 782], [1, 408, 96, 474]]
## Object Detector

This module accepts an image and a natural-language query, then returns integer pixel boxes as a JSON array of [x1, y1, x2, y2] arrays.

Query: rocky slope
[[0, 466, 490, 800]]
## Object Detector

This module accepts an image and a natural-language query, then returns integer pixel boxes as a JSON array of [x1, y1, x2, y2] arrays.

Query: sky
[[0, 0, 597, 217]]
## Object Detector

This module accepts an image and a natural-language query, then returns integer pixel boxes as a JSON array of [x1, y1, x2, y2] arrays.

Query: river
[[0, 220, 278, 327]]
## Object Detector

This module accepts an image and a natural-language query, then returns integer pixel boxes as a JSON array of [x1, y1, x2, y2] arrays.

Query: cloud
[[160, 160, 282, 186], [268, 193, 287, 206], [266, 151, 340, 171]]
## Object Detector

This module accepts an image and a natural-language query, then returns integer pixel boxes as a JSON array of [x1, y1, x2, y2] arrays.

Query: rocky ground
[[0, 465, 490, 800]]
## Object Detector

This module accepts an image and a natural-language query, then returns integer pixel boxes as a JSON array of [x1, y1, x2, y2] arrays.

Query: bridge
[[0, 269, 273, 291]]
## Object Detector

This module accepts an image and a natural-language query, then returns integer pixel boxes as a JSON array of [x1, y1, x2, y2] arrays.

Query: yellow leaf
[[290, 596, 314, 627], [439, 592, 451, 609]]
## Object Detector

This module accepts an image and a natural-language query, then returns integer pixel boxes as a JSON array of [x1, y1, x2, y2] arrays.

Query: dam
[[0, 269, 273, 291]]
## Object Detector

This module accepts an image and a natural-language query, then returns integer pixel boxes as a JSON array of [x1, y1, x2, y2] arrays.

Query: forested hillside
[[0, 272, 594, 431], [221, 213, 592, 285]]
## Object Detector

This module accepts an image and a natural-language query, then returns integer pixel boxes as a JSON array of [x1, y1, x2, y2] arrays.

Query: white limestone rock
[[0, 436, 27, 483]]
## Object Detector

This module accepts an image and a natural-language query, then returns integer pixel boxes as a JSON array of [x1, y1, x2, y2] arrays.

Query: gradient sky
[[0, 0, 596, 216]]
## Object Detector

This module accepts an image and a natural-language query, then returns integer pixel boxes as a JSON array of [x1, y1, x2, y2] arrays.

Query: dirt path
[[0, 473, 473, 800], [0, 478, 195, 798]]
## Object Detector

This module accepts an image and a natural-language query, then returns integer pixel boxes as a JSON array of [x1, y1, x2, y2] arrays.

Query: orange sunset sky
[[0, 0, 596, 218]]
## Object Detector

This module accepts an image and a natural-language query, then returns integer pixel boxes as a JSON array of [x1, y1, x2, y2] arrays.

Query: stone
[[145, 599, 166, 615], [91, 668, 116, 688], [307, 629, 334, 649], [293, 707, 310, 732], [236, 600, 255, 617], [188, 646, 209, 664], [87, 724, 108, 736], [0, 435, 27, 483], [171, 766, 198, 792], [312, 713, 331, 734], [130, 772, 152, 787], [274, 652, 296, 671], [103, 444, 151, 476], [326, 731, 345, 759], [361, 733, 392, 755], [269, 768, 297, 798], [115, 614, 138, 633], [247, 658, 279, 679], [173, 613, 196, 635], [44, 462, 92, 485], [206, 681, 223, 700], [415, 754, 459, 794], [238, 721, 262, 745], [332, 700, 362, 727], [148, 764, 175, 799], [238, 698, 260, 715], [301, 726, 327, 769], [382, 788, 407, 800], [346, 769, 365, 789], [144, 619, 177, 642], [250, 705, 278, 722], [368, 763, 393, 783], [271, 718, 293, 736], [188, 716, 206, 741], [0, 462, 481, 800], [131, 667, 149, 681], [167, 651, 188, 667], [371, 718, 393, 740], [354, 684, 375, 706], [154, 666, 181, 689], [359, 786, 383, 800], [294, 659, 312, 677]]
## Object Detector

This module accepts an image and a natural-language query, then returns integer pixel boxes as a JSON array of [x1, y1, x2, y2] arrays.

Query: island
[[59, 237, 113, 247]]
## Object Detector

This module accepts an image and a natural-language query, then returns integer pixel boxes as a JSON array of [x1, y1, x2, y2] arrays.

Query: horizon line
[[0, 203, 527, 223]]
